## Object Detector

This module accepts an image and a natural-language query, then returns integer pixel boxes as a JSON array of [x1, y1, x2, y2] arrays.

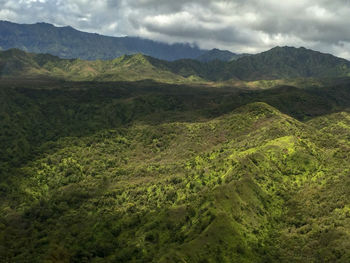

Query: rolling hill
[[0, 81, 349, 262], [0, 49, 205, 83], [1, 46, 350, 83], [222, 46, 350, 80]]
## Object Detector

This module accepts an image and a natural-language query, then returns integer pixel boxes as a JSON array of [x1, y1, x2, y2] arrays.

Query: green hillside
[[1, 47, 350, 84], [0, 79, 349, 262], [0, 49, 205, 83], [222, 46, 350, 80]]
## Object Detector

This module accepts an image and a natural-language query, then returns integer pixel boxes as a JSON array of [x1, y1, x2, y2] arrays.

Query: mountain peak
[[0, 48, 29, 58], [196, 48, 242, 62], [110, 53, 156, 68], [268, 46, 317, 54], [269, 46, 299, 51], [227, 45, 350, 80], [34, 22, 54, 27]]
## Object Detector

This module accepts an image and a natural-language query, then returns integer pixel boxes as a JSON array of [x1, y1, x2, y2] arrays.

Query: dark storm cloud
[[1, 0, 350, 58]]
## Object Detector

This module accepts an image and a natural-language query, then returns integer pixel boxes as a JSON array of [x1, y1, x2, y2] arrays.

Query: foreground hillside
[[0, 81, 349, 262]]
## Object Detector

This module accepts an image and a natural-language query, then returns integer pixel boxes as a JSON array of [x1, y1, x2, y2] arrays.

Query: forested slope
[[1, 47, 350, 83], [0, 81, 349, 262]]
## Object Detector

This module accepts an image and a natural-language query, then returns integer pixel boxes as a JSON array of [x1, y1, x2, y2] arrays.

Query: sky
[[1, 0, 350, 58]]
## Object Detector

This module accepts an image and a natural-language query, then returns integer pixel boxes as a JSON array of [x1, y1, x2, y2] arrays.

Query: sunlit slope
[[220, 46, 350, 80], [0, 49, 206, 83], [1, 47, 350, 83], [1, 100, 349, 262], [1, 81, 349, 169]]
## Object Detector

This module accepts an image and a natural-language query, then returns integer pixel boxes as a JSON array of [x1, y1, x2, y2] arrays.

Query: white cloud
[[0, 0, 350, 58]]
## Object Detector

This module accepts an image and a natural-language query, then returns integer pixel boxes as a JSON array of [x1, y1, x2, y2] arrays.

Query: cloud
[[0, 0, 350, 58]]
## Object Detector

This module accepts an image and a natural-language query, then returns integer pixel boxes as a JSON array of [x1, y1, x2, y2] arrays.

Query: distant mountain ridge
[[196, 48, 248, 62], [221, 46, 350, 80], [0, 48, 207, 83], [0, 20, 208, 61], [1, 46, 350, 82]]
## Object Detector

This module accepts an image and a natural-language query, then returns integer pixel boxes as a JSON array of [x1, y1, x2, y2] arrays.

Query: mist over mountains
[[0, 20, 206, 61], [2, 21, 349, 83]]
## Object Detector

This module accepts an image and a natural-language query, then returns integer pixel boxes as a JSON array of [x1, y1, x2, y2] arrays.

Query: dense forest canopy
[[0, 76, 349, 262]]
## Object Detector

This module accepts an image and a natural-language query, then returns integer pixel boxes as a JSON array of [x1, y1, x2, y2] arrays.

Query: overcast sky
[[1, 0, 350, 58]]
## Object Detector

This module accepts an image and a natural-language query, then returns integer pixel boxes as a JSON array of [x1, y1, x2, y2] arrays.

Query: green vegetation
[[0, 77, 349, 262], [0, 49, 206, 83], [219, 46, 350, 81], [2, 46, 350, 85]]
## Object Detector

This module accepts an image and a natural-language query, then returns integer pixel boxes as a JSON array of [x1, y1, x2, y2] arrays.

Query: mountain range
[[1, 46, 350, 83], [0, 20, 210, 61]]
